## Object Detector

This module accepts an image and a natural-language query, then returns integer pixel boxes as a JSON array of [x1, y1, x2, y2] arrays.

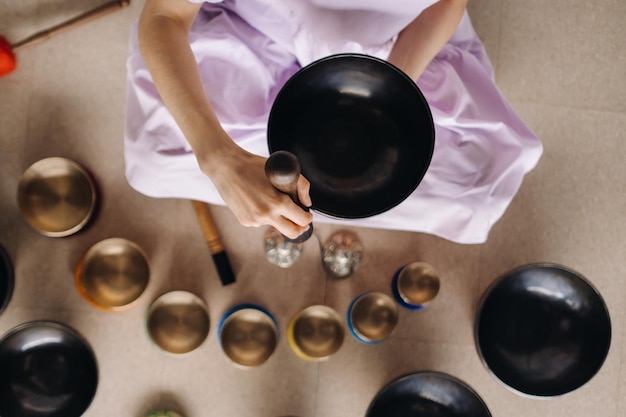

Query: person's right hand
[[202, 147, 313, 240]]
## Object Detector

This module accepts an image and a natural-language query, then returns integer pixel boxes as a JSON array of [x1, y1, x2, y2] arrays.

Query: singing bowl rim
[[0, 244, 14, 316], [17, 157, 98, 237], [365, 371, 491, 417], [268, 53, 435, 219], [75, 237, 150, 312], [287, 305, 344, 361], [0, 320, 99, 417], [145, 290, 211, 355], [474, 262, 612, 398], [217, 303, 279, 367]]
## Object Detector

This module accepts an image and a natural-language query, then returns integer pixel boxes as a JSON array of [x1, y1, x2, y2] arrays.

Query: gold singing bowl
[[349, 292, 399, 344], [146, 291, 210, 355], [17, 157, 97, 237], [393, 262, 440, 309], [75, 238, 150, 311], [288, 305, 344, 361], [145, 411, 184, 417], [219, 305, 278, 367]]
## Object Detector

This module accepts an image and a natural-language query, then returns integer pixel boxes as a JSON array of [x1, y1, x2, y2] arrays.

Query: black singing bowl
[[0, 244, 14, 316], [475, 263, 611, 397], [268, 53, 435, 219], [366, 371, 491, 417], [0, 321, 98, 417]]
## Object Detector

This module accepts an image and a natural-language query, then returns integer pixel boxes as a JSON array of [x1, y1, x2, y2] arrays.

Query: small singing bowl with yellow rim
[[348, 292, 399, 344], [17, 157, 97, 237], [288, 305, 344, 361], [391, 262, 440, 310], [218, 304, 279, 368], [75, 238, 150, 312], [145, 411, 185, 417], [145, 291, 210, 355]]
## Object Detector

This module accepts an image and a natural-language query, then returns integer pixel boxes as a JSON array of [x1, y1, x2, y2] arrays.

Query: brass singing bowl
[[17, 157, 97, 237], [146, 291, 210, 355], [0, 321, 99, 417], [75, 238, 150, 311], [475, 263, 611, 397], [0, 243, 14, 316], [288, 305, 344, 361], [392, 262, 440, 310], [268, 53, 435, 219], [145, 411, 184, 417], [348, 292, 399, 344], [218, 304, 278, 367], [366, 371, 491, 417]]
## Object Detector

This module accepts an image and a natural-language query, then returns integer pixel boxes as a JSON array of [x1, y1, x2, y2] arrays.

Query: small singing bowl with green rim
[[145, 291, 210, 355], [391, 262, 440, 310], [75, 238, 150, 312], [348, 292, 399, 344], [218, 304, 279, 368], [144, 410, 185, 417], [17, 157, 97, 237], [288, 305, 344, 361]]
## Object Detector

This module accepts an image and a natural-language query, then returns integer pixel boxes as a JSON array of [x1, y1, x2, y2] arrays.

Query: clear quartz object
[[322, 230, 363, 279], [263, 227, 303, 268]]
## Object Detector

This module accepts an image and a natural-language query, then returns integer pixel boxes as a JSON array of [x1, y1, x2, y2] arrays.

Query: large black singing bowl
[[475, 263, 611, 397], [0, 321, 98, 417], [268, 53, 435, 219], [366, 371, 491, 417]]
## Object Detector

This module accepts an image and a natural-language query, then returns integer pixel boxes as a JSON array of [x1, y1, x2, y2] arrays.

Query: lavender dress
[[124, 0, 543, 244]]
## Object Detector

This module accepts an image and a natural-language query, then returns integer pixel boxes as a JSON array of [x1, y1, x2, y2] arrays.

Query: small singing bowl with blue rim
[[218, 304, 279, 367], [288, 305, 344, 361], [146, 291, 210, 355], [348, 292, 399, 344], [475, 263, 611, 397], [0, 321, 99, 417], [391, 262, 440, 310], [75, 238, 150, 312], [17, 157, 97, 237], [366, 371, 491, 417]]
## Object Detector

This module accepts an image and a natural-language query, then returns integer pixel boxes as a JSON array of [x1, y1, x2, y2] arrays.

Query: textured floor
[[1, 0, 625, 416]]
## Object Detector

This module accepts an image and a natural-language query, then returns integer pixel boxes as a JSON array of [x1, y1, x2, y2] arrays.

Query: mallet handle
[[12, 0, 130, 51]]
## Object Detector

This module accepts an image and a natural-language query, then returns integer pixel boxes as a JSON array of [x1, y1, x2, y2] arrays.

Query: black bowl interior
[[268, 53, 435, 219], [0, 244, 13, 315], [0, 321, 98, 417], [366, 371, 491, 417], [476, 263, 611, 397]]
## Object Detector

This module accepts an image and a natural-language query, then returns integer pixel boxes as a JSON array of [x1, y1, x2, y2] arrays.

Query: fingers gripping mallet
[[265, 151, 314, 243]]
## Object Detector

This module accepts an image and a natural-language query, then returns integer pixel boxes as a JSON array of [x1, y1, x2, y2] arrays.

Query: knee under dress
[[124, 0, 543, 244]]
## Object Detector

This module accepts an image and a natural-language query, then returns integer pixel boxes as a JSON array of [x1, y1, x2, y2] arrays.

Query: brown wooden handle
[[11, 0, 130, 51], [191, 200, 225, 255]]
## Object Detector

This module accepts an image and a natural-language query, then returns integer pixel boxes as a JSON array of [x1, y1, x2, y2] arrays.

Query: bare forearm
[[387, 0, 467, 80], [138, 0, 236, 173]]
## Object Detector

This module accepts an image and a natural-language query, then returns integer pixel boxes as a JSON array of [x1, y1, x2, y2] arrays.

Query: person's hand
[[202, 147, 313, 239]]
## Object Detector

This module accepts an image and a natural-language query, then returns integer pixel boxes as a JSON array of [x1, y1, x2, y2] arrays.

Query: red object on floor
[[0, 36, 16, 76]]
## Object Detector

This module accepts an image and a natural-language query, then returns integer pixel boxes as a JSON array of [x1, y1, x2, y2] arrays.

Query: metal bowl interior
[[0, 321, 98, 417], [366, 371, 491, 417], [268, 53, 435, 219], [348, 292, 399, 343], [393, 262, 440, 308], [0, 244, 14, 315], [17, 157, 97, 237], [146, 291, 210, 355], [218, 305, 278, 367], [76, 238, 150, 311], [288, 305, 344, 360], [475, 263, 611, 397]]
